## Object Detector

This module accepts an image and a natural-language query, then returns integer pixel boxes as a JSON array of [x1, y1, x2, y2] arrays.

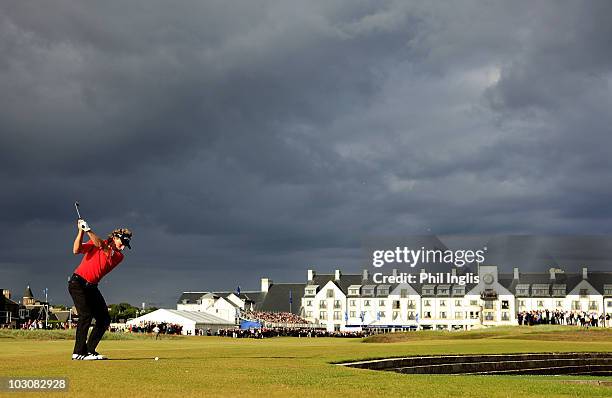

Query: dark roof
[[310, 273, 363, 293], [586, 272, 612, 295], [24, 285, 33, 298], [257, 283, 305, 314], [177, 292, 206, 304], [499, 271, 612, 296]]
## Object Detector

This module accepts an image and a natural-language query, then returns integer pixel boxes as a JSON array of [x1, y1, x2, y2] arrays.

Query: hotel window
[[306, 300, 312, 307], [363, 288, 374, 296], [537, 301, 544, 307], [579, 289, 588, 298], [378, 311, 386, 318], [556, 301, 563, 307], [453, 287, 465, 296], [515, 285, 529, 296], [589, 301, 598, 310], [439, 312, 447, 319], [423, 288, 434, 295], [349, 288, 359, 296], [424, 300, 431, 307], [469, 311, 479, 319], [407, 300, 416, 309], [470, 300, 478, 306], [327, 289, 334, 298], [401, 289, 408, 298], [518, 300, 525, 307], [424, 312, 432, 319], [306, 288, 316, 296], [319, 300, 327, 309], [605, 285, 612, 296], [552, 285, 566, 296], [333, 311, 341, 320], [533, 289, 549, 296], [501, 312, 510, 321], [349, 300, 356, 307], [501, 300, 509, 309], [572, 301, 581, 310], [607, 301, 612, 308], [379, 300, 386, 306], [439, 300, 446, 307], [485, 312, 494, 321], [454, 312, 463, 319], [306, 311, 313, 318], [350, 311, 356, 318], [364, 300, 371, 307], [319, 311, 327, 320], [438, 288, 450, 296], [392, 300, 400, 309], [455, 300, 462, 306], [407, 312, 415, 320], [484, 301, 494, 310], [334, 300, 342, 309], [392, 311, 400, 320]]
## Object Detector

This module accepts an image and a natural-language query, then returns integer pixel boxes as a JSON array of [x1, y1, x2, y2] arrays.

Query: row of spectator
[[217, 327, 368, 338], [241, 311, 308, 324], [517, 310, 610, 327]]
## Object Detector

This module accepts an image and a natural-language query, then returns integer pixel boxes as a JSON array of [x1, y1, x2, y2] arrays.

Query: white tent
[[126, 309, 235, 335]]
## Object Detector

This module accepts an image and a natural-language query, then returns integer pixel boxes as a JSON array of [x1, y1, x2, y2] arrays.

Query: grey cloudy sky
[[1, 1, 611, 307]]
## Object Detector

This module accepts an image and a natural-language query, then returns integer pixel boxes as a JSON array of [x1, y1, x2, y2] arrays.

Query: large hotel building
[[177, 265, 612, 332]]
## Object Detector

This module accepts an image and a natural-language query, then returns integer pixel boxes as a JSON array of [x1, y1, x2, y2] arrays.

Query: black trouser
[[68, 274, 111, 355]]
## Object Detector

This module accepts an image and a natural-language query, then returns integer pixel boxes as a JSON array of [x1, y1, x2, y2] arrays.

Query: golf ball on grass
[[155, 357, 159, 361]]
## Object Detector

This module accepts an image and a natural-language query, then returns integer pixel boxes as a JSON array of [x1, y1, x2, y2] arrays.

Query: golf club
[[74, 201, 82, 219]]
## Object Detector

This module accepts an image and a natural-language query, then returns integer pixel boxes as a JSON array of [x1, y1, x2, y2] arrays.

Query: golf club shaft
[[75, 202, 82, 219]]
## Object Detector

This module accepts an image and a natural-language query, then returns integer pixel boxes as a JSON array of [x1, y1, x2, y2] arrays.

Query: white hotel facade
[[300, 266, 612, 332], [175, 265, 612, 332]]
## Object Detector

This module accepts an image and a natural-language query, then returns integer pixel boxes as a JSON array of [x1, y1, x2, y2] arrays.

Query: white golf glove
[[78, 219, 91, 232]]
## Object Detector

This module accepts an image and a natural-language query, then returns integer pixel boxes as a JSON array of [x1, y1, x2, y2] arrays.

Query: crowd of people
[[517, 310, 609, 327], [241, 311, 308, 325], [120, 321, 183, 335], [217, 327, 368, 338], [19, 320, 73, 330]]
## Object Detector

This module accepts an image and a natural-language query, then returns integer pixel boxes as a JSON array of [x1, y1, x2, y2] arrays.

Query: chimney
[[549, 268, 556, 280], [307, 269, 316, 281], [392, 269, 398, 277], [362, 269, 369, 281], [261, 278, 272, 293], [334, 269, 342, 281], [451, 268, 457, 277], [420, 268, 426, 275], [513, 267, 519, 280], [582, 267, 588, 279], [2, 289, 10, 300]]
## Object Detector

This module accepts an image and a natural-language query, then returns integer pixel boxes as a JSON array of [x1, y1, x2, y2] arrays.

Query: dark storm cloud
[[1, 1, 611, 306]]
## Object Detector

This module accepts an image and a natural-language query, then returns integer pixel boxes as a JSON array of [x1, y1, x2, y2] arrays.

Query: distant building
[[178, 265, 612, 332], [0, 289, 19, 326]]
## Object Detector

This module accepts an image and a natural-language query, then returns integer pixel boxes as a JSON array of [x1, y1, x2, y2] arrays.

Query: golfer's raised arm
[[72, 223, 84, 254]]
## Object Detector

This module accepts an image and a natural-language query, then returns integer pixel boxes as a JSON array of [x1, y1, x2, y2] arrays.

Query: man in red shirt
[[68, 219, 132, 360]]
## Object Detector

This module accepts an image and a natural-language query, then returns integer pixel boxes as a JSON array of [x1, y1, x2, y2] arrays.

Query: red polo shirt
[[74, 241, 124, 284]]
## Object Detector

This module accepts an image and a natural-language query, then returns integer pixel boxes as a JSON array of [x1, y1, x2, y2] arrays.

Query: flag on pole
[[289, 290, 293, 304], [344, 311, 348, 322], [236, 285, 241, 295]]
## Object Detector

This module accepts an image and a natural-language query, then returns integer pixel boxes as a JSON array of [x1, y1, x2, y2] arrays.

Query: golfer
[[68, 218, 132, 360]]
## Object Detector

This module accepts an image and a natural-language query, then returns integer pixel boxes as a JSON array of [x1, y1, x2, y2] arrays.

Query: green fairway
[[1, 327, 611, 397]]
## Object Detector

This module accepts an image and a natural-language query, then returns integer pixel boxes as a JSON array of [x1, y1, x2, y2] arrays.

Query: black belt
[[70, 273, 98, 287]]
